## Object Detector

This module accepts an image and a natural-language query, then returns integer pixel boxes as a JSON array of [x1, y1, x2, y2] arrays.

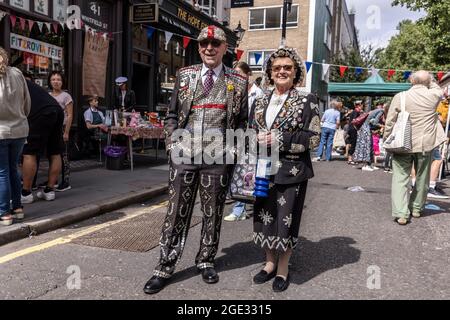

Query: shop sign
[[10, 0, 30, 11], [131, 3, 158, 23], [10, 33, 63, 61], [177, 8, 208, 31], [231, 0, 254, 8], [81, 1, 111, 32]]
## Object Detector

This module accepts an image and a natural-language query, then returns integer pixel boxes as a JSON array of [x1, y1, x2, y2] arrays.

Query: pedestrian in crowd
[[250, 48, 321, 292], [353, 105, 385, 171], [224, 61, 262, 222], [345, 101, 362, 165], [144, 25, 248, 294], [315, 99, 342, 161], [114, 77, 136, 111], [21, 79, 64, 204], [0, 47, 31, 225], [49, 71, 73, 192], [385, 71, 447, 225], [382, 103, 393, 173]]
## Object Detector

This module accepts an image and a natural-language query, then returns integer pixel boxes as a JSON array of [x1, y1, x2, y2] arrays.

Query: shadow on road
[[168, 236, 360, 286], [290, 236, 361, 285]]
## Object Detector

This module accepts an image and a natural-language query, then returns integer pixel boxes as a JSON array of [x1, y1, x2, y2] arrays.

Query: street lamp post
[[280, 0, 293, 48], [234, 21, 246, 46]]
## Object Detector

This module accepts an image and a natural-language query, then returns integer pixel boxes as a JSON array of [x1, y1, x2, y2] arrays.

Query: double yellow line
[[0, 201, 168, 265]]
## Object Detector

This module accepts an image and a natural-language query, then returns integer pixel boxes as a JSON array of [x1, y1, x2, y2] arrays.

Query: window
[[248, 50, 275, 71], [324, 22, 332, 50], [249, 5, 299, 30]]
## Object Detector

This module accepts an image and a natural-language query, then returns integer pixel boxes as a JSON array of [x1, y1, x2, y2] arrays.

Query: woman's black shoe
[[253, 269, 277, 284], [272, 275, 290, 292], [143, 276, 169, 294]]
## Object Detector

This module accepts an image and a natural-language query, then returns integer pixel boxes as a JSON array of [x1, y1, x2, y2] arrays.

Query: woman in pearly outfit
[[249, 48, 321, 292]]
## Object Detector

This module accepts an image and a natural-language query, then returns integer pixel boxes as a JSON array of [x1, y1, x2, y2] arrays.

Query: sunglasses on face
[[200, 39, 222, 48], [272, 65, 295, 72]]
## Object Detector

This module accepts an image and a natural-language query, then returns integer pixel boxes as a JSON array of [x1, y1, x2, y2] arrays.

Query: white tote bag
[[383, 92, 412, 153]]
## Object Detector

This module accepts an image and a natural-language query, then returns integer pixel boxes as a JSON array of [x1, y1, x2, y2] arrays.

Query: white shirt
[[266, 92, 288, 129], [248, 84, 264, 112], [201, 63, 223, 84]]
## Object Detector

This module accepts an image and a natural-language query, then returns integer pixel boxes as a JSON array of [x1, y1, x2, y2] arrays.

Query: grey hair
[[410, 70, 432, 87], [330, 99, 341, 109]]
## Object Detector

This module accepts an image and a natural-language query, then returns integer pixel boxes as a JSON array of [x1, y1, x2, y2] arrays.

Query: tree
[[375, 20, 450, 82], [392, 0, 450, 65]]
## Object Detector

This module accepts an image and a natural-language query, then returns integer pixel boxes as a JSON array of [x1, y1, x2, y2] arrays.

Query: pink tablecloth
[[110, 126, 165, 141]]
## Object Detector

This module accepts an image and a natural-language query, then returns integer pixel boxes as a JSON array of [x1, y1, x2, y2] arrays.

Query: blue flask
[[254, 158, 271, 198]]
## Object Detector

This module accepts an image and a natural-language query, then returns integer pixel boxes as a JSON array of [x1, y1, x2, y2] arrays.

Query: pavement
[[0, 155, 169, 246], [1, 158, 450, 300]]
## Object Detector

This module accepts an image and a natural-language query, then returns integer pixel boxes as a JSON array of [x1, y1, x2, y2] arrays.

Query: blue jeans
[[0, 138, 25, 216], [316, 127, 336, 161], [231, 201, 246, 217]]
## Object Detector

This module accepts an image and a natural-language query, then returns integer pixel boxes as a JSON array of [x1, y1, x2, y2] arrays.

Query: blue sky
[[346, 0, 425, 49]]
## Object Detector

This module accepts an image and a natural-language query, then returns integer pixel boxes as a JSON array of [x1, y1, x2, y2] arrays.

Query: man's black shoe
[[143, 276, 169, 294], [253, 269, 277, 284], [201, 267, 219, 284]]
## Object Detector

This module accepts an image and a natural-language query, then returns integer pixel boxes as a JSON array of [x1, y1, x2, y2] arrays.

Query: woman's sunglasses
[[272, 65, 295, 72]]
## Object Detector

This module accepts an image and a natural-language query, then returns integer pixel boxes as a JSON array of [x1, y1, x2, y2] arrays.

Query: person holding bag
[[249, 48, 320, 292], [384, 71, 447, 225]]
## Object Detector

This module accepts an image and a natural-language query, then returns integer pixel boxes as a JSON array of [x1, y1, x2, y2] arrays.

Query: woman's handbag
[[351, 112, 369, 130], [333, 128, 346, 148], [229, 153, 256, 204], [383, 92, 412, 153]]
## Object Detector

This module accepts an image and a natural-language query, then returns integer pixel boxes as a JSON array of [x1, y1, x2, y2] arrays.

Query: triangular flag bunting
[[36, 22, 44, 32], [370, 67, 380, 76], [355, 67, 363, 76], [305, 61, 313, 73], [19, 17, 26, 31], [236, 49, 244, 61], [254, 52, 262, 65], [403, 71, 412, 80], [322, 64, 330, 81], [146, 27, 155, 39], [10, 15, 17, 27], [437, 71, 445, 82], [45, 22, 51, 32], [340, 66, 348, 78], [387, 69, 396, 80], [164, 31, 173, 45], [183, 36, 191, 49], [29, 20, 36, 31], [53, 23, 59, 34]]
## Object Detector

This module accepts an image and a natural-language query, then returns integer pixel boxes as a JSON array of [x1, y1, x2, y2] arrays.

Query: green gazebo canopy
[[328, 74, 411, 96]]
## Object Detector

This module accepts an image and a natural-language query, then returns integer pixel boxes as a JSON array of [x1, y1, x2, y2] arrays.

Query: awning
[[328, 74, 412, 96]]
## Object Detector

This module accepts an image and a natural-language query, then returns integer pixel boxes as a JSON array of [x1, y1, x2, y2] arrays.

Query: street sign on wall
[[131, 3, 159, 23], [231, 0, 254, 8]]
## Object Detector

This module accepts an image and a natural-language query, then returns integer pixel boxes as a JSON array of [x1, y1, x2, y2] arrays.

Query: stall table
[[109, 126, 165, 171]]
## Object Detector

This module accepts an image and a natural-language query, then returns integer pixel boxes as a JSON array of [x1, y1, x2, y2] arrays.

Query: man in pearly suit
[[144, 25, 248, 294]]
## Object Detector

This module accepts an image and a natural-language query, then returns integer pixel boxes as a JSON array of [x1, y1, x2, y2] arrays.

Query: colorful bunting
[[28, 20, 35, 31], [322, 64, 330, 81], [183, 36, 191, 49], [403, 71, 412, 80], [0, 11, 6, 22], [164, 31, 173, 45], [339, 66, 348, 78], [19, 17, 26, 31], [10, 15, 16, 27], [146, 27, 155, 39], [305, 61, 313, 73], [52, 23, 59, 34], [236, 49, 244, 61], [437, 71, 445, 81], [36, 22, 44, 32], [45, 22, 51, 32], [355, 67, 363, 76], [387, 69, 396, 80], [254, 52, 262, 65]]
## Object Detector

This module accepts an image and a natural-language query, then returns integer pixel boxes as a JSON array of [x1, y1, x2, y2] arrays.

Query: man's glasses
[[272, 65, 295, 72], [200, 39, 223, 48]]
